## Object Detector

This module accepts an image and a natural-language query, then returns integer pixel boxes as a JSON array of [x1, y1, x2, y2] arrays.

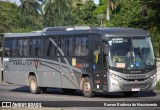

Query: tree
[[106, 0, 142, 27], [43, 0, 81, 26], [73, 0, 97, 25], [19, 0, 42, 16], [141, 0, 160, 57], [93, 0, 117, 25], [0, 1, 19, 33], [18, 0, 43, 31]]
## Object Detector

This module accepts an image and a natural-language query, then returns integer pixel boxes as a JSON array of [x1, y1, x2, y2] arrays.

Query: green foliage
[[156, 80, 160, 90], [93, 2, 106, 15], [106, 0, 142, 27], [43, 0, 77, 26], [19, 0, 42, 16], [74, 0, 98, 25], [94, 0, 107, 15], [0, 1, 19, 33]]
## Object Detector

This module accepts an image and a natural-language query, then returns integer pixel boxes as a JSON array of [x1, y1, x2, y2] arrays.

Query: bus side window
[[45, 38, 57, 56], [4, 39, 16, 57], [23, 39, 29, 56], [73, 36, 89, 56], [66, 37, 73, 56], [74, 37, 81, 56], [18, 39, 24, 56]]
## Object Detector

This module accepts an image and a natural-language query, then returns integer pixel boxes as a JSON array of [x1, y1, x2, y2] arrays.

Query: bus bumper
[[107, 72, 157, 92]]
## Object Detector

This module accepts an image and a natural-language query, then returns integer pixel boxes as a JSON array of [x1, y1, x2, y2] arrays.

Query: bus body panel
[[2, 27, 157, 95]]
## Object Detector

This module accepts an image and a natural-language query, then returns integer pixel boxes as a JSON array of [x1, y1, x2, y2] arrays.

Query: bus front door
[[92, 44, 102, 90]]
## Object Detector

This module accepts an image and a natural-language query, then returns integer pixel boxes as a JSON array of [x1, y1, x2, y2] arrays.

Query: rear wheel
[[82, 77, 95, 97], [29, 75, 41, 94]]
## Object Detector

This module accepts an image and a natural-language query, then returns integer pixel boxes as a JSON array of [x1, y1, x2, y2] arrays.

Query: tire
[[62, 89, 76, 94], [29, 75, 41, 94], [123, 92, 138, 97], [82, 77, 95, 97], [41, 87, 47, 93]]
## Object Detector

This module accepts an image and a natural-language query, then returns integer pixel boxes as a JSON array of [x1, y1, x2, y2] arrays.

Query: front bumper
[[108, 73, 157, 92]]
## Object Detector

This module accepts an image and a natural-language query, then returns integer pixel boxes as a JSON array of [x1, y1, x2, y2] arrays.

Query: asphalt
[[0, 82, 160, 110]]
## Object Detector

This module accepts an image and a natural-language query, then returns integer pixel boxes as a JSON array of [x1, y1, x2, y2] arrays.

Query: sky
[[2, 0, 99, 6]]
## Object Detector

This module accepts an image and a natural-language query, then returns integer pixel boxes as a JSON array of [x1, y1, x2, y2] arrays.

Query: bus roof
[[3, 26, 150, 38], [4, 32, 42, 37], [99, 28, 150, 37]]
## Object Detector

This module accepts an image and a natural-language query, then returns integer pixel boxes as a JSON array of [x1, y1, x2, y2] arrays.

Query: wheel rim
[[84, 82, 90, 93], [31, 79, 36, 91]]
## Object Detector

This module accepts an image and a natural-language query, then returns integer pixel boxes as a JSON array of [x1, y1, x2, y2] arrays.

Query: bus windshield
[[107, 37, 155, 70]]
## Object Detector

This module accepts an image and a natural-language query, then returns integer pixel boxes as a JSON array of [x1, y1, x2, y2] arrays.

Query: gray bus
[[3, 26, 157, 97]]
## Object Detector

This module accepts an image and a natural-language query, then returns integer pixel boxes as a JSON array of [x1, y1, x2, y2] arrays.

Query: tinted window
[[4, 39, 17, 57], [73, 36, 89, 56], [66, 37, 73, 56], [74, 37, 81, 56], [45, 38, 57, 56], [17, 39, 23, 56], [60, 37, 73, 56], [23, 39, 29, 56], [30, 38, 42, 56], [81, 37, 89, 56]]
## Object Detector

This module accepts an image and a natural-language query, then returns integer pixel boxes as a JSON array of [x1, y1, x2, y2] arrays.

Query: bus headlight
[[150, 74, 156, 79], [109, 73, 123, 80]]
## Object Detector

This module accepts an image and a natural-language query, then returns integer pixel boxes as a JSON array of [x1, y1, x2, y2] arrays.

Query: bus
[[2, 26, 157, 97]]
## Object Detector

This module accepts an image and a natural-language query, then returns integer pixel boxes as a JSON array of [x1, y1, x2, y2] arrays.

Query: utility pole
[[98, 14, 103, 27]]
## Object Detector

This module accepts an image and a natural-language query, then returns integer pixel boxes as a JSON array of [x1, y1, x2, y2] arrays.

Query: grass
[[156, 80, 160, 90]]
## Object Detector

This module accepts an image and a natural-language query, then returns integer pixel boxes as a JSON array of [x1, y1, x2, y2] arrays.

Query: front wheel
[[29, 75, 41, 94], [82, 77, 95, 97]]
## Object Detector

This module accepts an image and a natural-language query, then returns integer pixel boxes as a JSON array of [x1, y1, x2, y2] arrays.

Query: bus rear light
[[104, 82, 106, 84]]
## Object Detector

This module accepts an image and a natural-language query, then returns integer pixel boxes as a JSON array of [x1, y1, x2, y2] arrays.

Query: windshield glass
[[108, 37, 155, 70]]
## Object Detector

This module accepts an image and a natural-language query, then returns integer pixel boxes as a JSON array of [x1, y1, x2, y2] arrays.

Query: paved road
[[0, 82, 160, 110]]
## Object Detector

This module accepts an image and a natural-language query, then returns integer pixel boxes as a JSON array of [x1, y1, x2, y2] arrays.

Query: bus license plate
[[132, 88, 140, 91]]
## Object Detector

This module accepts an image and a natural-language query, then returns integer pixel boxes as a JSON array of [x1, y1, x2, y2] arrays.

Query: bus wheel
[[123, 92, 138, 97], [62, 89, 76, 94], [29, 75, 41, 94], [82, 77, 95, 97]]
